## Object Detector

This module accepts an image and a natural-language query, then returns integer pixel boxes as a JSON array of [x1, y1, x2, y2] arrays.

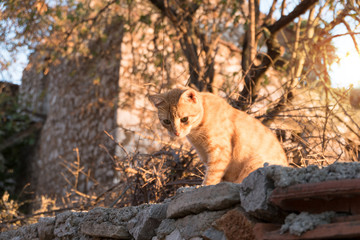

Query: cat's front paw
[[202, 179, 221, 186]]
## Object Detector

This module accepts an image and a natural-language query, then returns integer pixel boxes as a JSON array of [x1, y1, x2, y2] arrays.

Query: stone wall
[[20, 21, 125, 197], [0, 182, 255, 240], [3, 162, 360, 240]]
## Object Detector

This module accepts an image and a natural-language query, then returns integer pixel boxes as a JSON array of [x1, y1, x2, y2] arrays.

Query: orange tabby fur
[[149, 88, 288, 185]]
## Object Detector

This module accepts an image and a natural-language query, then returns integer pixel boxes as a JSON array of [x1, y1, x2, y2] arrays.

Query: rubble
[[266, 162, 360, 188], [280, 211, 337, 236], [3, 162, 360, 239], [167, 182, 241, 218], [128, 203, 168, 240]]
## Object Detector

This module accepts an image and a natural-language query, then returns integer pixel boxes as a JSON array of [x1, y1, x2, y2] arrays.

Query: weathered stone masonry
[[20, 22, 125, 197], [3, 163, 360, 240]]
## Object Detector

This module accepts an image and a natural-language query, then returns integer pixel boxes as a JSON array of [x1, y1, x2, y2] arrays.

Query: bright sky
[[329, 35, 360, 88], [0, 49, 28, 84], [4, 41, 359, 88], [2, 37, 359, 90]]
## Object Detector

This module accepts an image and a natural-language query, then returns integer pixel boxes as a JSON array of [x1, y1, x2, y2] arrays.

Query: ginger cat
[[149, 88, 288, 185]]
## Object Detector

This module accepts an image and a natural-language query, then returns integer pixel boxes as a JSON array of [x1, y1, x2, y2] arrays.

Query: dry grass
[[0, 144, 203, 231]]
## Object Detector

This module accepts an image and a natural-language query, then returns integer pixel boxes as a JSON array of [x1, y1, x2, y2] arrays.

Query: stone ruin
[[2, 162, 360, 240], [0, 182, 253, 240]]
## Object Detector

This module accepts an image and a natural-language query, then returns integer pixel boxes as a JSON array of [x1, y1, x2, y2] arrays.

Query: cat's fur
[[149, 88, 288, 185]]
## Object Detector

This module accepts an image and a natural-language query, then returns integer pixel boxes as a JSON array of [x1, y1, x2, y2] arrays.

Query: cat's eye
[[180, 117, 188, 123], [163, 119, 171, 125]]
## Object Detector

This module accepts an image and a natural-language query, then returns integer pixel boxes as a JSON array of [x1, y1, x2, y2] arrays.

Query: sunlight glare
[[330, 39, 360, 88]]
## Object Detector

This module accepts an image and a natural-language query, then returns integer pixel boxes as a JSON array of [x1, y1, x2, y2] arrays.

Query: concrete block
[[239, 168, 282, 222]]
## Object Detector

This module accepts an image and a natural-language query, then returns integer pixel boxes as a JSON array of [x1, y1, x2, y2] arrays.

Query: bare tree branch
[[239, 0, 319, 108], [149, 0, 216, 92], [268, 0, 319, 34]]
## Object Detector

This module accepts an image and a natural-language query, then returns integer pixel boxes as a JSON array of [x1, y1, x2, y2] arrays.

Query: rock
[[19, 224, 40, 240], [165, 229, 183, 240], [156, 219, 176, 239], [266, 163, 360, 188], [174, 210, 227, 239], [239, 163, 360, 222], [167, 182, 241, 219], [5, 163, 360, 240], [0, 224, 39, 240], [37, 217, 55, 240], [267, 165, 319, 187], [54, 211, 86, 238], [127, 203, 168, 240], [280, 211, 337, 236], [81, 222, 130, 239], [201, 227, 226, 240], [175, 186, 199, 194], [80, 206, 142, 239], [239, 167, 282, 222]]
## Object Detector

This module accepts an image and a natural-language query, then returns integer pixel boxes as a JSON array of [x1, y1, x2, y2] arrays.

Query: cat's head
[[148, 88, 203, 138]]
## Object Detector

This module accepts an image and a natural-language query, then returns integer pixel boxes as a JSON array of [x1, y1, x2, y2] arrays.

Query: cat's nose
[[174, 132, 180, 136]]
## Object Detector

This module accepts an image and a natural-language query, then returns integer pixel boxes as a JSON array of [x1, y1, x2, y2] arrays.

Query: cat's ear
[[181, 89, 198, 103], [148, 94, 165, 108]]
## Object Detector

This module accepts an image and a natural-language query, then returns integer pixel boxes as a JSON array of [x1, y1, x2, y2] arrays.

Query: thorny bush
[[111, 145, 203, 206]]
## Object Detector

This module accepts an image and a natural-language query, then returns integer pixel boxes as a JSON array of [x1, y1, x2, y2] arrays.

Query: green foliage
[[139, 14, 152, 25], [261, 74, 270, 86], [0, 88, 35, 196]]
